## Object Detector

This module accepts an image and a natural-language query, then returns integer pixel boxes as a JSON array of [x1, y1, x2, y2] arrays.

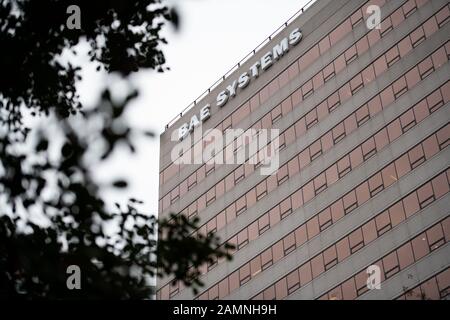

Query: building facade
[[157, 0, 450, 300]]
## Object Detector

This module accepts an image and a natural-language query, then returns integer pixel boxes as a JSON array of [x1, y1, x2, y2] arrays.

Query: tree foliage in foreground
[[0, 0, 232, 299]]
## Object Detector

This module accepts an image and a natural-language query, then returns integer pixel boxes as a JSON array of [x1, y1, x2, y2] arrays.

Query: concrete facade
[[157, 0, 450, 300]]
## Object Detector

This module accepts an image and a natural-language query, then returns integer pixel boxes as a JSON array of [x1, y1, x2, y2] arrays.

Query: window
[[410, 27, 425, 48], [303, 181, 315, 204], [319, 207, 332, 231], [418, 57, 434, 79], [397, 242, 414, 269], [292, 189, 303, 211], [350, 74, 363, 94], [356, 105, 370, 126], [362, 137, 376, 160], [229, 271, 240, 293], [374, 56, 387, 76], [302, 80, 314, 100], [299, 263, 312, 286], [356, 182, 370, 205], [411, 233, 430, 260], [426, 223, 445, 251], [389, 201, 405, 227], [256, 181, 267, 200], [336, 237, 350, 262], [380, 16, 393, 37], [393, 77, 407, 99], [317, 101, 328, 121], [310, 140, 322, 161], [386, 46, 400, 67], [328, 91, 340, 112], [342, 278, 357, 300], [328, 286, 343, 301], [408, 144, 425, 169], [261, 248, 273, 270], [280, 198, 292, 219], [323, 63, 335, 82], [427, 89, 444, 113], [325, 165, 339, 185], [349, 147, 363, 168], [313, 73, 324, 91], [356, 36, 369, 55], [398, 36, 412, 58], [349, 228, 364, 253], [239, 263, 251, 285], [345, 45, 358, 64], [331, 200, 345, 222], [395, 154, 411, 178], [323, 246, 338, 270], [237, 229, 248, 250], [275, 279, 288, 299], [405, 67, 420, 89], [263, 286, 275, 300], [432, 172, 450, 198], [287, 270, 300, 294], [305, 109, 318, 129], [343, 191, 357, 214], [236, 195, 247, 216], [283, 233, 296, 255], [314, 172, 327, 195], [271, 105, 282, 124], [368, 173, 384, 197], [362, 220, 377, 244], [380, 86, 394, 109], [344, 114, 358, 134], [387, 119, 402, 142], [277, 165, 288, 185], [375, 210, 391, 236], [298, 149, 311, 169], [417, 182, 434, 208], [311, 255, 325, 279], [374, 128, 389, 151], [295, 224, 307, 247], [282, 97, 293, 116], [333, 123, 346, 144], [403, 192, 420, 218], [307, 216, 320, 239], [436, 125, 450, 149], [250, 256, 262, 278], [258, 213, 270, 234], [272, 241, 284, 263]]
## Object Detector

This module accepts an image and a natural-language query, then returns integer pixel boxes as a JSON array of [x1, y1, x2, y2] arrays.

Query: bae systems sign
[[176, 27, 303, 141]]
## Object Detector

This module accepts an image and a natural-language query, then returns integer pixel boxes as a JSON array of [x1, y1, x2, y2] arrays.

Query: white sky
[[77, 0, 313, 216]]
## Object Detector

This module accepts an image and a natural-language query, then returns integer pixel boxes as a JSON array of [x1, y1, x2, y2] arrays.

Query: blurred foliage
[[0, 0, 232, 299]]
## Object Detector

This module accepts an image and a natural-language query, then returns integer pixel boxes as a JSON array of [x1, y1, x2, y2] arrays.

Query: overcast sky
[[77, 0, 313, 216]]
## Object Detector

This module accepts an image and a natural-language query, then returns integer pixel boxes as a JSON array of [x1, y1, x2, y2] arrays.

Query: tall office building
[[157, 0, 450, 300]]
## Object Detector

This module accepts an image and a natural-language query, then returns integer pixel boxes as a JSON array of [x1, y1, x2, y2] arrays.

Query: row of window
[[183, 44, 449, 239], [160, 12, 449, 217], [194, 139, 450, 300], [159, 0, 395, 188], [158, 0, 437, 207], [318, 217, 450, 300], [396, 268, 450, 300]]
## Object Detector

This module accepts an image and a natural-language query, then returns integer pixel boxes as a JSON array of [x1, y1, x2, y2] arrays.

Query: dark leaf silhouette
[[0, 0, 232, 299]]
